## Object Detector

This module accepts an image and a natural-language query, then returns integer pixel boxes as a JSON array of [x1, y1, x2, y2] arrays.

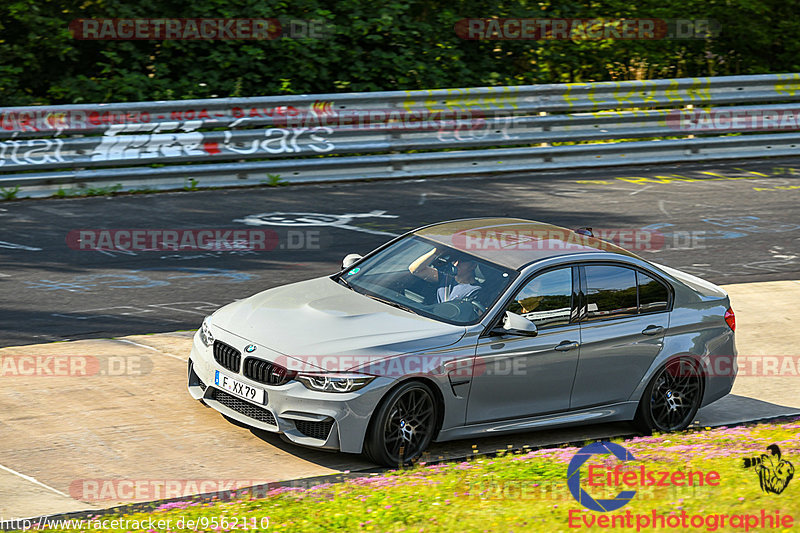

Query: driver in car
[[409, 248, 481, 303]]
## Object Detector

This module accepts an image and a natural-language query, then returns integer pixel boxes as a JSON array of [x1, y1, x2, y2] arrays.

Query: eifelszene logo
[[568, 442, 637, 512], [567, 442, 720, 512], [566, 442, 796, 530], [743, 444, 795, 494]]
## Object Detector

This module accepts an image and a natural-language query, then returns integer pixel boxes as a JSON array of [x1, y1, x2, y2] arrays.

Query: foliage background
[[1, 0, 798, 105]]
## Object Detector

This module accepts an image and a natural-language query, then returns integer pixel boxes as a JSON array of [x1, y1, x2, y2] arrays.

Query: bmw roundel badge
[[245, 344, 257, 353]]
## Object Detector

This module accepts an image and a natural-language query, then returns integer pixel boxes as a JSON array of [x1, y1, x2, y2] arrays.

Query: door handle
[[554, 340, 580, 352], [642, 325, 664, 336]]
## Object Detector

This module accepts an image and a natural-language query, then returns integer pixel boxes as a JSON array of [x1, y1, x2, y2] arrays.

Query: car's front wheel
[[364, 381, 438, 467], [634, 357, 703, 434]]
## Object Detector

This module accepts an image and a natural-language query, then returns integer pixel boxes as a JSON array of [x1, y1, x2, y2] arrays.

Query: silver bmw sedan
[[188, 218, 736, 466]]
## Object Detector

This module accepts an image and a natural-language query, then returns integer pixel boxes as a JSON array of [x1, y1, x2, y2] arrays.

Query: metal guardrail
[[1, 73, 799, 193]]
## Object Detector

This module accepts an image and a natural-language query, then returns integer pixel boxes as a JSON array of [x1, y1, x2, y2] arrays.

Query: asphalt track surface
[[1, 156, 799, 347]]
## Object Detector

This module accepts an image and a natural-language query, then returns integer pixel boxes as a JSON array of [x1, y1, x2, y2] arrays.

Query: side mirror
[[342, 253, 363, 270], [492, 311, 538, 337]]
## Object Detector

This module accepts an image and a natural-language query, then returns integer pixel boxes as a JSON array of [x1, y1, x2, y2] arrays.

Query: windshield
[[339, 235, 516, 325]]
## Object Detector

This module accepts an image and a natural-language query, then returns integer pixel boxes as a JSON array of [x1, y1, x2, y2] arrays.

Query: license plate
[[215, 370, 266, 404]]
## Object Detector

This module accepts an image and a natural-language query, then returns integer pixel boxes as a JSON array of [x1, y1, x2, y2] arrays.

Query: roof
[[413, 218, 637, 269]]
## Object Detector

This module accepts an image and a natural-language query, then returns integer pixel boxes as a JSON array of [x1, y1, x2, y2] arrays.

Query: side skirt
[[435, 402, 638, 442]]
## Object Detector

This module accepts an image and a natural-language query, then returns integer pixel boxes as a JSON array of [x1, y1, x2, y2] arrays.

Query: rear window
[[584, 265, 638, 320], [637, 271, 670, 313], [582, 264, 671, 320]]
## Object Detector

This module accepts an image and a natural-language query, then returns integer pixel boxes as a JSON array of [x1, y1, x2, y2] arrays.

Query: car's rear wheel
[[364, 381, 438, 467], [634, 358, 703, 434]]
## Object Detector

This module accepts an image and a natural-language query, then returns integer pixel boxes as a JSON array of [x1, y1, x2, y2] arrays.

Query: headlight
[[199, 316, 215, 347], [297, 373, 375, 393]]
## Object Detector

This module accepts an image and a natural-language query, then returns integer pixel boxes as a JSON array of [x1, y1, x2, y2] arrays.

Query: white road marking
[[629, 185, 653, 196], [114, 339, 186, 361], [0, 241, 42, 251], [0, 462, 70, 498], [29, 206, 77, 217]]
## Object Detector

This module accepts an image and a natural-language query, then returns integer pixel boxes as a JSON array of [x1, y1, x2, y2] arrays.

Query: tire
[[634, 357, 703, 434], [364, 381, 438, 467]]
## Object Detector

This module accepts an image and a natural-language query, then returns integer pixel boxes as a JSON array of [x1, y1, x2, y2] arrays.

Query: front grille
[[211, 388, 276, 425], [243, 357, 294, 386], [295, 419, 334, 440], [213, 341, 241, 373]]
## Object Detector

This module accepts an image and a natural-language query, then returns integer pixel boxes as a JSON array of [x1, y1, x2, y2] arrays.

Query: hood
[[212, 277, 466, 368]]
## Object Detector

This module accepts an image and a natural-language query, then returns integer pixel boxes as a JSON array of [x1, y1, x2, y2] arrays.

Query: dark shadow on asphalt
[[220, 393, 800, 472], [696, 394, 800, 426]]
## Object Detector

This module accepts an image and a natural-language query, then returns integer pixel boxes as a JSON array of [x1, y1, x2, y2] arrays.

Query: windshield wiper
[[365, 294, 419, 316], [337, 274, 357, 292]]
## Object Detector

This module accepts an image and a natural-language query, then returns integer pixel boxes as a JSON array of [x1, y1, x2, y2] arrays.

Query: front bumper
[[187, 329, 394, 454]]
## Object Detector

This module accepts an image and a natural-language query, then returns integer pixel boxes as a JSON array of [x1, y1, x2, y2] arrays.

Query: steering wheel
[[462, 295, 487, 319], [431, 301, 461, 320]]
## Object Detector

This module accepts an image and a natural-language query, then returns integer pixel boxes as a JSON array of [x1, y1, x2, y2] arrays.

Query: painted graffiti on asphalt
[[234, 210, 399, 236]]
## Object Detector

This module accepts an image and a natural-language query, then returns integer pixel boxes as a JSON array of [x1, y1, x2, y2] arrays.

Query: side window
[[637, 271, 669, 313], [507, 268, 572, 328], [584, 265, 638, 320]]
